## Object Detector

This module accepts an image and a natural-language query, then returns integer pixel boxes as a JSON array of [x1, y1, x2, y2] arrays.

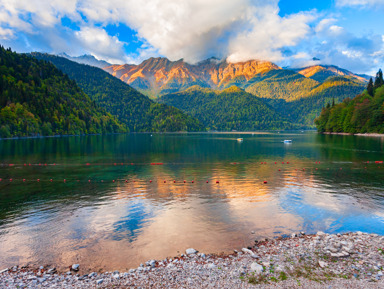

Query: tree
[[367, 78, 374, 96], [374, 69, 384, 89]]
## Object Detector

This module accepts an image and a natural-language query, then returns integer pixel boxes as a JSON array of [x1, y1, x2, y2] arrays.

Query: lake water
[[0, 132, 384, 272]]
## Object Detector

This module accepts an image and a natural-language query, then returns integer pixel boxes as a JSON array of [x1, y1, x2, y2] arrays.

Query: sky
[[0, 0, 383, 74]]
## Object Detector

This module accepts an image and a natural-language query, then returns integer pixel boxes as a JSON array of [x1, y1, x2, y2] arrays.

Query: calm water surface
[[0, 132, 384, 272]]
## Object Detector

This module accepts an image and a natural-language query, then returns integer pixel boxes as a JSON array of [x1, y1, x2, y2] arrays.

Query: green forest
[[0, 46, 126, 138], [315, 69, 384, 134], [159, 86, 294, 131], [32, 53, 204, 132]]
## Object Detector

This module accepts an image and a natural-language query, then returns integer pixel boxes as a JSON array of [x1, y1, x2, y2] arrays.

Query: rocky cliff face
[[103, 57, 280, 96]]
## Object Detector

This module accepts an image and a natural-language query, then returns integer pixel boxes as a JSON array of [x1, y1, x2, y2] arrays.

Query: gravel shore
[[1, 231, 384, 288]]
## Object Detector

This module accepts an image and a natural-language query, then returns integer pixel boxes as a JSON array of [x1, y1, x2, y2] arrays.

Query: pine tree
[[367, 78, 374, 96], [374, 69, 384, 89]]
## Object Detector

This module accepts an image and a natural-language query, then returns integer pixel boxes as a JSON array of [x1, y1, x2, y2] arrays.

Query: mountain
[[103, 57, 369, 100], [315, 72, 384, 134], [104, 57, 280, 97], [158, 86, 294, 131], [0, 46, 126, 138], [59, 53, 111, 69], [32, 53, 204, 132], [264, 76, 367, 126], [294, 65, 370, 83]]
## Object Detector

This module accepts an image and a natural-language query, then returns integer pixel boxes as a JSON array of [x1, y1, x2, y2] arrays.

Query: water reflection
[[0, 132, 383, 271]]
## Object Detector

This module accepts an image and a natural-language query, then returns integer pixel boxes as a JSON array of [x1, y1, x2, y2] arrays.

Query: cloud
[[0, 0, 382, 74], [0, 0, 317, 64], [336, 0, 384, 8], [75, 27, 126, 64]]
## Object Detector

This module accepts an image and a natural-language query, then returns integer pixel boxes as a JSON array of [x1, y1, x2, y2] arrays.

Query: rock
[[319, 260, 327, 268], [66, 271, 72, 275], [39, 266, 44, 270], [113, 273, 119, 279], [149, 260, 156, 268], [47, 268, 57, 274], [96, 278, 104, 285], [291, 233, 297, 238], [242, 248, 258, 258], [250, 262, 263, 274], [71, 264, 80, 271], [207, 263, 216, 269], [316, 231, 326, 237], [0, 268, 8, 274], [251, 231, 255, 234], [185, 248, 198, 255], [88, 272, 97, 278]]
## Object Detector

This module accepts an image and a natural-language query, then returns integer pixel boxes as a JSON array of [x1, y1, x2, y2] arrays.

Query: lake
[[0, 132, 383, 272]]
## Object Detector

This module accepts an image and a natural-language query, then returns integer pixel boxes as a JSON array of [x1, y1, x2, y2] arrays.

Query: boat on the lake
[[237, 138, 243, 142], [283, 139, 292, 143]]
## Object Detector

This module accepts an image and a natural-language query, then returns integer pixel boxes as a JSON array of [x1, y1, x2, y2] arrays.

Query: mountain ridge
[[102, 56, 369, 97]]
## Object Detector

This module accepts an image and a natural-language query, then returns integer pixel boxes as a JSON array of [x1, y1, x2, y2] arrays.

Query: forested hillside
[[315, 70, 384, 134], [32, 53, 204, 132], [159, 86, 294, 131], [0, 46, 126, 138], [264, 77, 366, 126]]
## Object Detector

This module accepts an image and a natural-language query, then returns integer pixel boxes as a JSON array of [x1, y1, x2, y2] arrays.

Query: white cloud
[[75, 27, 126, 64], [336, 0, 384, 8], [0, 0, 382, 74]]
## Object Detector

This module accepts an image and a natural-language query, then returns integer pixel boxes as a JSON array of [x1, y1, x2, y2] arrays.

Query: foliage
[[159, 85, 295, 131], [31, 53, 204, 132], [0, 46, 126, 138], [264, 77, 366, 126], [315, 70, 384, 134], [244, 70, 319, 101]]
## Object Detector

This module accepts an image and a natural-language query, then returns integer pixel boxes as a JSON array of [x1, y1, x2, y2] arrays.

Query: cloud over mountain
[[0, 0, 382, 73]]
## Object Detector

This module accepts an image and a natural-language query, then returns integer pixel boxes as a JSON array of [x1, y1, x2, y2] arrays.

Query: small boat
[[237, 138, 243, 142], [283, 140, 292, 143]]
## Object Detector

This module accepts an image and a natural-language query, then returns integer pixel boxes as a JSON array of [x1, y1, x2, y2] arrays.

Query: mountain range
[[102, 57, 369, 98]]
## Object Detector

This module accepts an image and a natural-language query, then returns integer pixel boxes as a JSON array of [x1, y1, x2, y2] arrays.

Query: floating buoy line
[[0, 165, 382, 185], [0, 160, 382, 167]]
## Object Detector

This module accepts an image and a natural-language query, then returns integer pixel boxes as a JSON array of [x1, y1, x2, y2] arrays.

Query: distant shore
[[323, 132, 384, 137], [1, 231, 383, 288]]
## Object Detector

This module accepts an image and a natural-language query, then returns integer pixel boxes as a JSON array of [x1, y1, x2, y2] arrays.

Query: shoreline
[[323, 132, 384, 137], [1, 231, 383, 288]]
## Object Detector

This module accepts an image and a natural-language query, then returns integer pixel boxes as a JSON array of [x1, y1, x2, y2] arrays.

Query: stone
[[71, 264, 80, 271], [88, 272, 97, 278], [186, 248, 198, 255], [149, 260, 156, 268], [319, 260, 327, 268], [250, 262, 264, 274], [0, 268, 8, 274], [207, 263, 216, 269], [113, 273, 120, 279], [242, 248, 258, 258], [96, 279, 104, 285], [47, 268, 57, 274], [291, 233, 297, 238]]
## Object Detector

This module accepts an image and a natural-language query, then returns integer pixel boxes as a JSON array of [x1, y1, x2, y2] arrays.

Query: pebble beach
[[1, 231, 384, 288]]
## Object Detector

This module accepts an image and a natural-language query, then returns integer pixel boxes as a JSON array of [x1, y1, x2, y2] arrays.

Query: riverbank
[[1, 231, 383, 288], [323, 132, 384, 137]]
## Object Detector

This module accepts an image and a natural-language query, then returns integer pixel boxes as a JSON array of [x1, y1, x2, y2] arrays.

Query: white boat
[[283, 140, 292, 143], [237, 138, 243, 142]]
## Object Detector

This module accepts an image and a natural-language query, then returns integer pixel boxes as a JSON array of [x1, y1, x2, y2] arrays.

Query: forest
[[0, 46, 126, 138], [32, 53, 204, 132], [159, 86, 294, 131], [315, 69, 384, 134]]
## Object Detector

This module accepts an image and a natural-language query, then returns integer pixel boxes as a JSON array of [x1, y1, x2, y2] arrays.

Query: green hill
[[263, 76, 366, 126], [244, 70, 319, 101], [315, 72, 384, 134], [0, 46, 126, 138], [158, 85, 294, 131], [31, 53, 204, 132]]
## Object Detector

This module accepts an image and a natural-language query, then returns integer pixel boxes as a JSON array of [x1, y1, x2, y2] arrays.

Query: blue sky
[[0, 0, 383, 74]]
